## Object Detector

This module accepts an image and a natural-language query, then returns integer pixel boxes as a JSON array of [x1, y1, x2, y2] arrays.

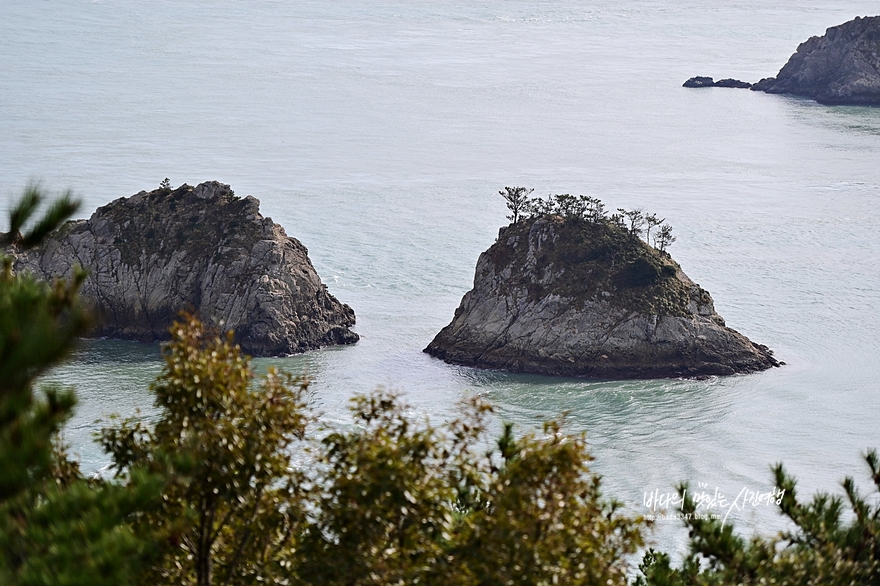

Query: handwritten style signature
[[643, 482, 785, 527]]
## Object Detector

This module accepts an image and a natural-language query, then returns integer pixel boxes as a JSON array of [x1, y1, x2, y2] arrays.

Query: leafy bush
[[100, 314, 311, 586], [616, 257, 663, 288], [297, 391, 644, 585]]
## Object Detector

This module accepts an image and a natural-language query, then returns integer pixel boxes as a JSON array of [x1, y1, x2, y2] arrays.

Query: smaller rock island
[[683, 76, 752, 89], [425, 192, 779, 379], [7, 181, 358, 356]]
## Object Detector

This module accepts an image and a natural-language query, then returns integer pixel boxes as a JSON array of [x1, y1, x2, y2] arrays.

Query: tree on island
[[654, 223, 675, 253], [586, 195, 607, 223], [498, 187, 675, 252], [621, 207, 646, 237], [499, 186, 534, 224], [644, 213, 663, 248]]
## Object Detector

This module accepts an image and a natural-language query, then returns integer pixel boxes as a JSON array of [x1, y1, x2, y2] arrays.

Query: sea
[[2, 0, 879, 557]]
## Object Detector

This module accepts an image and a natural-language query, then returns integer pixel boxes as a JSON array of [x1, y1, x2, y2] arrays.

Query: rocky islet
[[425, 215, 780, 379], [7, 181, 358, 356]]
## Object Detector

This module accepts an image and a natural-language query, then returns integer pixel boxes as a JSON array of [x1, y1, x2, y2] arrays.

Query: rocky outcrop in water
[[7, 181, 358, 356], [683, 77, 752, 89], [685, 16, 880, 106], [751, 16, 880, 105], [425, 216, 779, 379]]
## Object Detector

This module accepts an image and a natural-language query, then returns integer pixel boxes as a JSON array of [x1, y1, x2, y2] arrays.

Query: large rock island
[[7, 181, 358, 356], [425, 210, 779, 379]]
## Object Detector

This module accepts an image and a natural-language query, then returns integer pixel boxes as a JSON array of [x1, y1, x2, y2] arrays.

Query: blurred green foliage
[[0, 187, 162, 585], [101, 314, 644, 585], [101, 314, 312, 586], [297, 389, 643, 585]]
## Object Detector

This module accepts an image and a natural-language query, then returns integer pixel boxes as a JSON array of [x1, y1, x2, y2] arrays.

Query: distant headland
[[684, 15, 880, 106]]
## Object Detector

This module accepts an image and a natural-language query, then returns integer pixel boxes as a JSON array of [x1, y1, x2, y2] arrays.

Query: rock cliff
[[425, 217, 779, 379], [752, 16, 880, 105], [685, 16, 880, 106], [7, 181, 358, 356]]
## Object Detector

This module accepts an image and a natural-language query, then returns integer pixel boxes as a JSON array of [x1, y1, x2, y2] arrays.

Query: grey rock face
[[752, 16, 880, 105], [8, 181, 358, 356], [714, 78, 752, 89], [683, 76, 717, 88], [425, 218, 779, 379]]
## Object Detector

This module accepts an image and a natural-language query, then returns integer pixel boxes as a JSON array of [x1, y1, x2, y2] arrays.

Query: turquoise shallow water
[[3, 0, 880, 554]]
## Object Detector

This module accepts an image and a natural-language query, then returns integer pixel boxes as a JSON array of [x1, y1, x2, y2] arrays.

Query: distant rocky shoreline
[[6, 181, 358, 356], [684, 15, 880, 106]]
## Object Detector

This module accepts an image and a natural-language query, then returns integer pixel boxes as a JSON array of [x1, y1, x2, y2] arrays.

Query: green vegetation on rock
[[494, 190, 706, 317], [425, 187, 776, 378], [102, 183, 260, 268]]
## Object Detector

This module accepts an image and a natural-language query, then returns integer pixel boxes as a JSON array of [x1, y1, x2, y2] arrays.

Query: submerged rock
[[751, 16, 880, 105], [425, 216, 779, 379], [8, 181, 358, 356]]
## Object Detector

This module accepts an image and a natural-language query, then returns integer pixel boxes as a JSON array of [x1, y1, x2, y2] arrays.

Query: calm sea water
[[3, 0, 880, 554]]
